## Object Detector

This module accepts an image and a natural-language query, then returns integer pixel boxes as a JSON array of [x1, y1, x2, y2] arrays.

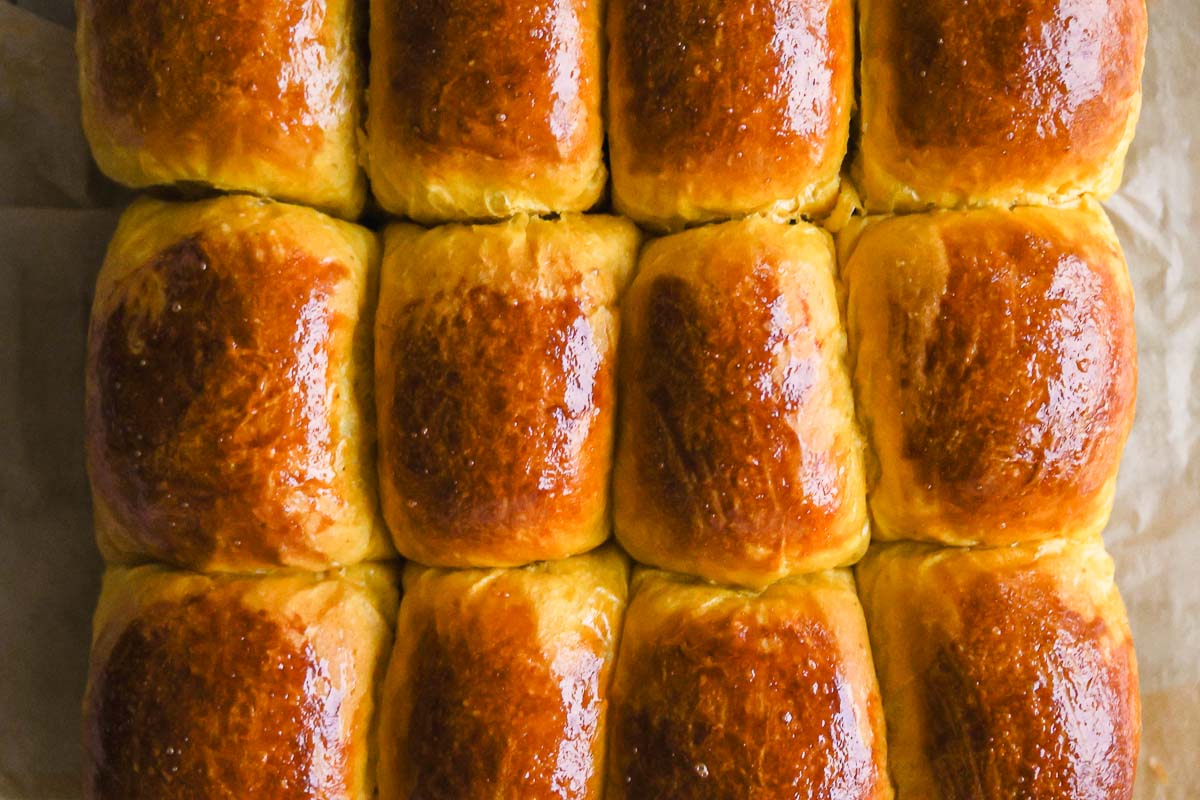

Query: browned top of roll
[[609, 571, 888, 799], [403, 593, 601, 796], [922, 568, 1137, 798], [845, 206, 1136, 539], [385, 284, 609, 543], [877, 0, 1145, 161], [380, 550, 627, 798], [81, 0, 342, 158], [85, 593, 342, 799], [377, 0, 597, 162], [857, 540, 1139, 800], [630, 269, 840, 544], [611, 0, 851, 177], [901, 224, 1132, 507], [88, 226, 355, 566]]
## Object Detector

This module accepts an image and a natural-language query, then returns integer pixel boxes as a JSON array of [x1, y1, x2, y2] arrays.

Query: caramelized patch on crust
[[84, 0, 339, 154], [382, 0, 595, 161], [615, 0, 849, 172], [89, 235, 351, 565], [886, 0, 1144, 157], [921, 571, 1138, 798], [613, 606, 881, 798], [405, 595, 605, 797], [385, 283, 610, 546], [633, 269, 841, 556], [893, 222, 1135, 524], [86, 595, 344, 799]]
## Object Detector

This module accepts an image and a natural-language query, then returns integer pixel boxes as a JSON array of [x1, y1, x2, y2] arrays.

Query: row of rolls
[[76, 0, 1145, 226], [83, 194, 1140, 798], [76, 0, 1147, 796]]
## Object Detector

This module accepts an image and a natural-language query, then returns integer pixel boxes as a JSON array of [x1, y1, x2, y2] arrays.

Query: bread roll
[[607, 0, 854, 230], [856, 539, 1140, 800], [76, 0, 366, 219], [377, 546, 628, 799], [614, 217, 867, 588], [855, 0, 1147, 211], [843, 202, 1136, 546], [607, 569, 891, 799], [83, 564, 398, 800], [376, 214, 639, 567], [367, 0, 606, 222], [85, 196, 390, 571]]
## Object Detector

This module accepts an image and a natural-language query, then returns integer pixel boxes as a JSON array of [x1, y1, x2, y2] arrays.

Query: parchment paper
[[0, 1, 1195, 797]]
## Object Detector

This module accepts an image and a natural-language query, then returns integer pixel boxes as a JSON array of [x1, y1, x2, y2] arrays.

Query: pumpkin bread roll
[[376, 214, 639, 567], [607, 568, 891, 799], [77, 0, 367, 219], [856, 539, 1140, 800], [842, 202, 1136, 546], [614, 217, 867, 589], [85, 196, 390, 571], [367, 0, 606, 222], [855, 0, 1147, 211], [377, 546, 628, 800], [607, 0, 855, 230], [83, 564, 398, 800]]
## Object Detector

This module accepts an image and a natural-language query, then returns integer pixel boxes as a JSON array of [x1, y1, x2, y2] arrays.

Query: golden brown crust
[[607, 0, 854, 229], [614, 218, 867, 588], [856, 0, 1147, 210], [378, 547, 628, 799], [85, 196, 390, 571], [856, 540, 1140, 800], [376, 215, 639, 567], [84, 564, 399, 800], [76, 0, 365, 218], [368, 0, 605, 221], [843, 203, 1136, 545], [607, 569, 891, 799]]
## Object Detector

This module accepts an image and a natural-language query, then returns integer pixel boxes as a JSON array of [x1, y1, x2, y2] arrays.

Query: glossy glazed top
[[379, 0, 598, 161], [85, 594, 344, 799], [616, 219, 865, 585], [81, 0, 347, 154], [88, 228, 356, 566], [608, 572, 887, 799], [385, 285, 608, 544], [845, 206, 1136, 540], [611, 0, 852, 175]]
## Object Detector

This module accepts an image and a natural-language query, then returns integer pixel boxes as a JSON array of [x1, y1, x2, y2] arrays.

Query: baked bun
[[607, 0, 855, 230], [377, 546, 628, 799], [614, 217, 867, 589], [606, 568, 891, 799], [843, 202, 1136, 546], [856, 539, 1140, 800], [855, 0, 1147, 211], [83, 564, 398, 800], [85, 196, 390, 571], [76, 0, 366, 219], [376, 214, 639, 567], [367, 0, 605, 222]]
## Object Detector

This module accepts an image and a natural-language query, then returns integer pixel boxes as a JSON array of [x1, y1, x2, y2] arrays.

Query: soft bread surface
[[376, 214, 639, 567], [83, 564, 398, 800], [377, 547, 628, 799], [856, 540, 1140, 800], [614, 217, 868, 588], [367, 0, 606, 222], [76, 0, 366, 218], [606, 568, 891, 799], [85, 196, 390, 571], [855, 0, 1147, 211], [607, 0, 854, 229], [843, 202, 1137, 546]]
